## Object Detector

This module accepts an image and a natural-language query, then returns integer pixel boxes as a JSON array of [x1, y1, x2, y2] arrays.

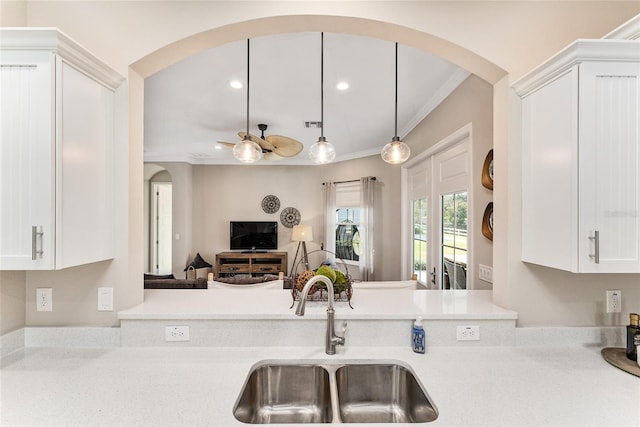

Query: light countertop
[[119, 289, 517, 321], [1, 344, 638, 426]]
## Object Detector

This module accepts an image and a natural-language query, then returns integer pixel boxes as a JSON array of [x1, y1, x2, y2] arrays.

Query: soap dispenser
[[412, 317, 426, 354]]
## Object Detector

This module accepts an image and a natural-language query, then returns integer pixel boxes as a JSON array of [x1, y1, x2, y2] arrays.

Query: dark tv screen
[[230, 221, 278, 251]]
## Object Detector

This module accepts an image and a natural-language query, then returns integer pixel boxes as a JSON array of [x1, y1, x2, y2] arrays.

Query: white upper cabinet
[[0, 29, 123, 270], [515, 39, 640, 273]]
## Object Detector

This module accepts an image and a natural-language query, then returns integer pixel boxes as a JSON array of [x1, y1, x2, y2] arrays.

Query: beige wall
[[404, 74, 494, 289], [0, 272, 26, 334], [189, 155, 402, 281], [1, 2, 638, 329]]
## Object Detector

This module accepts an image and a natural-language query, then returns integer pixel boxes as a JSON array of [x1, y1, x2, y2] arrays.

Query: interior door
[[151, 182, 172, 274]]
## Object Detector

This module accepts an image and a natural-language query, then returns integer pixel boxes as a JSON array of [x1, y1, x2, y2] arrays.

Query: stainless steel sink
[[233, 360, 438, 424], [233, 363, 333, 424], [335, 364, 438, 423]]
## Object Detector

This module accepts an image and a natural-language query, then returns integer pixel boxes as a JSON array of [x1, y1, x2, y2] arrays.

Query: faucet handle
[[339, 321, 348, 337]]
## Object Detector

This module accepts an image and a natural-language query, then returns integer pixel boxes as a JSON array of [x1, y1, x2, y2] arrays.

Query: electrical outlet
[[479, 264, 493, 283], [36, 287, 53, 312], [97, 287, 114, 311], [456, 325, 480, 341], [606, 290, 622, 313], [165, 326, 190, 342]]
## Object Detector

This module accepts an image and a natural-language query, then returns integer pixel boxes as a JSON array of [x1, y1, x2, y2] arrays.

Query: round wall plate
[[261, 194, 280, 214], [280, 207, 301, 228]]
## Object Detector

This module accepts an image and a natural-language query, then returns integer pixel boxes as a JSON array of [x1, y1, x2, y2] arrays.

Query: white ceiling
[[143, 32, 469, 165]]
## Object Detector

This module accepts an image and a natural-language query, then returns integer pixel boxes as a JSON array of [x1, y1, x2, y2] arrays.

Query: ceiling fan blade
[[238, 131, 276, 151], [216, 141, 236, 148], [263, 152, 285, 161], [265, 135, 303, 157]]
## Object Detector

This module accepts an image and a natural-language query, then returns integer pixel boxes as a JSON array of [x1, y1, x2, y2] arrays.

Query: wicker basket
[[290, 250, 354, 308]]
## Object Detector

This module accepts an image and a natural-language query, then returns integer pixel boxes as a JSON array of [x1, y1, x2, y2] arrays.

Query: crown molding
[[512, 39, 640, 97], [604, 14, 640, 41], [0, 28, 123, 90]]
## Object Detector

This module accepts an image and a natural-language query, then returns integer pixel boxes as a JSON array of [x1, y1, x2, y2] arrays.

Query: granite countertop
[[2, 344, 638, 426]]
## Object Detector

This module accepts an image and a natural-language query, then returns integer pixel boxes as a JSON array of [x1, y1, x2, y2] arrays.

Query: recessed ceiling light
[[215, 145, 222, 150], [336, 81, 349, 91], [229, 80, 243, 89]]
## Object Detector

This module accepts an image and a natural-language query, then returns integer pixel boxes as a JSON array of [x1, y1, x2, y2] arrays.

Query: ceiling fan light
[[381, 137, 411, 164], [309, 136, 336, 164], [233, 139, 263, 163]]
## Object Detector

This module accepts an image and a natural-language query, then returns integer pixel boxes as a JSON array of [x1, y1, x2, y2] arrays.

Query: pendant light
[[381, 43, 411, 164], [309, 32, 336, 165], [233, 39, 263, 163]]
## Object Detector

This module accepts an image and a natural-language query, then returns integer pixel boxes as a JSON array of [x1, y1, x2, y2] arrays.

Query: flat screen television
[[230, 221, 278, 251]]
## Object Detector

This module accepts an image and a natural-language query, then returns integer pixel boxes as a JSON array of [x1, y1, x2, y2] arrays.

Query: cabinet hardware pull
[[588, 230, 600, 264], [31, 226, 44, 260]]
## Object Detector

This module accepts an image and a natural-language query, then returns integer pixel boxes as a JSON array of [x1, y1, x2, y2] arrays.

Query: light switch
[[98, 287, 114, 311]]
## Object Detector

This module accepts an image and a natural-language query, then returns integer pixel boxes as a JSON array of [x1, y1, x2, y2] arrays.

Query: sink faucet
[[295, 275, 347, 355]]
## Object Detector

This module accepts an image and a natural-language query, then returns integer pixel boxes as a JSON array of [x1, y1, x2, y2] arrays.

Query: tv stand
[[215, 252, 287, 278]]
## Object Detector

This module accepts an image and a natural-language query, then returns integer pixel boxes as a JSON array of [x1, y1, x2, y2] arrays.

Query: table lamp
[[292, 224, 313, 271]]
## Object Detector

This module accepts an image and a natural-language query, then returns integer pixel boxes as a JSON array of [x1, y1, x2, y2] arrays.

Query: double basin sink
[[233, 360, 438, 424]]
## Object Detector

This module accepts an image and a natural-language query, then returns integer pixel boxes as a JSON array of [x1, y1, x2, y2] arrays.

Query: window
[[412, 198, 428, 282], [335, 208, 360, 262], [334, 182, 361, 264], [441, 191, 467, 289]]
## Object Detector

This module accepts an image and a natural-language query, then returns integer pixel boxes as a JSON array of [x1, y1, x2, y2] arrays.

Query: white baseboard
[[0, 328, 25, 357]]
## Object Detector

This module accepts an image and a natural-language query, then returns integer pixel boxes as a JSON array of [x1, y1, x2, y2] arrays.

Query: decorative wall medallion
[[280, 207, 301, 228], [261, 194, 280, 214], [482, 202, 493, 241], [482, 149, 494, 190]]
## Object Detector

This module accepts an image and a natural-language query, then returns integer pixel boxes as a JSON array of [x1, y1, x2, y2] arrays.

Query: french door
[[404, 131, 471, 289]]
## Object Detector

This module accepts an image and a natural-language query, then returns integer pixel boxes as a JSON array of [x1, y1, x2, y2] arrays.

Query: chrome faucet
[[295, 275, 347, 355]]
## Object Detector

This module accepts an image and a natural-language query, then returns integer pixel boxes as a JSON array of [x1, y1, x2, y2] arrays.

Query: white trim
[[513, 39, 640, 97], [603, 14, 640, 40], [400, 68, 470, 137], [0, 28, 124, 89], [0, 328, 25, 358], [404, 123, 472, 168]]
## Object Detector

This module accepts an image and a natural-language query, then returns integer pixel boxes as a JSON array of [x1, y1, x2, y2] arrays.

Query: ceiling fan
[[217, 123, 303, 160]]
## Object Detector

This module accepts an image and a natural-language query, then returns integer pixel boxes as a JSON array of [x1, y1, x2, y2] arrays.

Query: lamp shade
[[381, 138, 411, 164], [292, 224, 313, 242], [233, 138, 263, 163]]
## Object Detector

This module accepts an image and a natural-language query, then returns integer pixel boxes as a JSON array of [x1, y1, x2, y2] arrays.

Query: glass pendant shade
[[382, 42, 411, 165], [233, 138, 263, 163], [309, 136, 336, 164], [381, 137, 411, 164]]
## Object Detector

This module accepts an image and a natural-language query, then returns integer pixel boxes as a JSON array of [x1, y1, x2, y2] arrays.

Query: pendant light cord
[[246, 38, 250, 138], [394, 42, 398, 139], [320, 32, 324, 139]]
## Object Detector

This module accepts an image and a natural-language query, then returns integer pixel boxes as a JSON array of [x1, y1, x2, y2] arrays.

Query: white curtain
[[323, 182, 336, 264], [359, 176, 375, 281]]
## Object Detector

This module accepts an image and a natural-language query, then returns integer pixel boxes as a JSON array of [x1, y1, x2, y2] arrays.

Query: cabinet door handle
[[31, 225, 44, 260], [588, 230, 600, 264]]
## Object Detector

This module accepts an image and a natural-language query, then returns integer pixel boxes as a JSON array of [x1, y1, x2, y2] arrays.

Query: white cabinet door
[[0, 30, 121, 271], [578, 61, 640, 272], [518, 40, 640, 273], [56, 59, 115, 268], [521, 66, 579, 271], [0, 51, 56, 269]]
